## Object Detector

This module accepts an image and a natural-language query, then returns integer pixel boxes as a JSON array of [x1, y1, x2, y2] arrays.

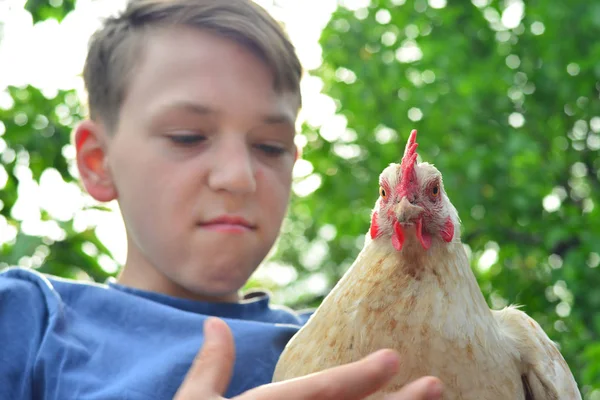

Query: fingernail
[[426, 379, 443, 400], [204, 317, 219, 335], [382, 351, 399, 370], [370, 349, 399, 370]]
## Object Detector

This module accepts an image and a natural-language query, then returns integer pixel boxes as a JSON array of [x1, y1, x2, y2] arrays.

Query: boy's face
[[78, 27, 299, 302]]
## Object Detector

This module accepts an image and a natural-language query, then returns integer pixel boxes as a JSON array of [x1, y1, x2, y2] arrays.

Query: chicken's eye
[[379, 186, 387, 199], [431, 185, 440, 197]]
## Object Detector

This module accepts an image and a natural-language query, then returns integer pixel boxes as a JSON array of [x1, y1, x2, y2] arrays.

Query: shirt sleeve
[[297, 309, 315, 325], [0, 272, 48, 400]]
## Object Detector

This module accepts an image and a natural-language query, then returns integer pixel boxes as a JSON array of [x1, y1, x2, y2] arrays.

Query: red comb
[[397, 129, 419, 197], [401, 129, 418, 175]]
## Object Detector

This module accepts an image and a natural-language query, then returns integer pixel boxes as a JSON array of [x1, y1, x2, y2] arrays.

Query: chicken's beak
[[392, 197, 431, 251], [394, 197, 424, 223]]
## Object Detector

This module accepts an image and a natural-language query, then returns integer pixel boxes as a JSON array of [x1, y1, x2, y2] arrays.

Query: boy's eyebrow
[[169, 101, 214, 115], [262, 113, 295, 127], [167, 101, 295, 127]]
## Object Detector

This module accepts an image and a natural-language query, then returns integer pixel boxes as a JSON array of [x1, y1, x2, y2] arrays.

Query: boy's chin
[[169, 268, 252, 303]]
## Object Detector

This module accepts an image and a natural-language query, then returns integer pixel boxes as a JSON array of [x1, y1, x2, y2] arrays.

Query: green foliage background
[[1, 0, 599, 396]]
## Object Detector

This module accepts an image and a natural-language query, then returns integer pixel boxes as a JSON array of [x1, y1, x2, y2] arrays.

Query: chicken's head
[[369, 129, 460, 251]]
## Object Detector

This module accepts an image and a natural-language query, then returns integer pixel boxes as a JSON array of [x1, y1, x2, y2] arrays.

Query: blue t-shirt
[[0, 267, 311, 399]]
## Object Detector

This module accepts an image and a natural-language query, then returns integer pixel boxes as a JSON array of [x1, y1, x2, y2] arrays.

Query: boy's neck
[[116, 264, 242, 303]]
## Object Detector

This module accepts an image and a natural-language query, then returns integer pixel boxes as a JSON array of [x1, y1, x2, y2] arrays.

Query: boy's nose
[[208, 137, 256, 194]]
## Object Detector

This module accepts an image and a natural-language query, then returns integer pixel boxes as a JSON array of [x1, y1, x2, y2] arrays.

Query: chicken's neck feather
[[327, 232, 498, 344]]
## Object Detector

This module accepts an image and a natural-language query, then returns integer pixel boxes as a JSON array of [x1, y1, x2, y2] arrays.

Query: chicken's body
[[273, 130, 581, 399], [275, 234, 523, 399]]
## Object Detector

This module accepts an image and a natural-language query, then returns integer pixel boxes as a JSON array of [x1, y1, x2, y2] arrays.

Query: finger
[[240, 349, 400, 400], [383, 376, 443, 400], [179, 317, 235, 396]]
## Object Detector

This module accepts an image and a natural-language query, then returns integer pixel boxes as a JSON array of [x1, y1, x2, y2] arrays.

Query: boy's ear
[[294, 144, 301, 161], [73, 120, 117, 202]]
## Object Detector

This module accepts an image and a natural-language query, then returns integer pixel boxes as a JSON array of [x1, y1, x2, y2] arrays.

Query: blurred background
[[1, 0, 599, 396]]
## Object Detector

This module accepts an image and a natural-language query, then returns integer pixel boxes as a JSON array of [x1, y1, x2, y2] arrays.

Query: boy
[[0, 0, 443, 398]]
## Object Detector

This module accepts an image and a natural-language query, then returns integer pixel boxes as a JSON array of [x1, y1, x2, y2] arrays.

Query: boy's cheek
[[258, 168, 293, 201]]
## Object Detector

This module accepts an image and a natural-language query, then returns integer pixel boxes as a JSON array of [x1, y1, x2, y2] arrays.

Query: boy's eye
[[168, 135, 206, 145], [256, 144, 285, 156]]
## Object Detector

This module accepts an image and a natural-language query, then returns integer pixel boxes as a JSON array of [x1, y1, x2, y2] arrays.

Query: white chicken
[[272, 130, 582, 399]]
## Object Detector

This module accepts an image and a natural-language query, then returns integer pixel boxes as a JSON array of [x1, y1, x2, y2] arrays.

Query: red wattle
[[416, 217, 432, 250], [392, 220, 405, 251], [441, 216, 454, 242], [370, 211, 379, 239]]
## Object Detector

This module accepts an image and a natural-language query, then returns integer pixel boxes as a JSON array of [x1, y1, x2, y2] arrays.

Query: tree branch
[[462, 228, 542, 247], [463, 228, 580, 258], [551, 237, 581, 258]]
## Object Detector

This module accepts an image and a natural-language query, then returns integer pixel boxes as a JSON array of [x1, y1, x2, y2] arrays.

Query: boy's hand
[[173, 317, 443, 400]]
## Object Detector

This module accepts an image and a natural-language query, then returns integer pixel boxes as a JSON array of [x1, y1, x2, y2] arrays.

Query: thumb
[[175, 317, 236, 399]]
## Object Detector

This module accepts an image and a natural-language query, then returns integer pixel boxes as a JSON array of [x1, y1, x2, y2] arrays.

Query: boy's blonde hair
[[83, 0, 303, 132]]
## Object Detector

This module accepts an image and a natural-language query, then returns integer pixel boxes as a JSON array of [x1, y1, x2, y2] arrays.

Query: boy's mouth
[[199, 215, 256, 233]]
